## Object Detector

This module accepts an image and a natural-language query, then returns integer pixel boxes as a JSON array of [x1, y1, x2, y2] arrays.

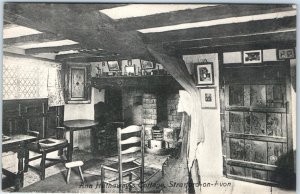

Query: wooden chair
[[101, 125, 144, 193], [24, 127, 70, 180]]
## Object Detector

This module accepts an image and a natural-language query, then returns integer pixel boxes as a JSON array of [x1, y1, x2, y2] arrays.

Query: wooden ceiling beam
[[61, 55, 123, 63], [4, 33, 65, 46], [55, 52, 97, 61], [164, 30, 296, 50], [177, 40, 296, 55], [116, 4, 294, 31], [4, 3, 150, 59], [25, 44, 82, 54], [143, 16, 296, 43]]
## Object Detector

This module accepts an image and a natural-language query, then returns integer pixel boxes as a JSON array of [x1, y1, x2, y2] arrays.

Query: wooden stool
[[65, 161, 84, 183]]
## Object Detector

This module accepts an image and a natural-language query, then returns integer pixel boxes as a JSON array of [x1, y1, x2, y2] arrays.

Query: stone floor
[[3, 149, 297, 194]]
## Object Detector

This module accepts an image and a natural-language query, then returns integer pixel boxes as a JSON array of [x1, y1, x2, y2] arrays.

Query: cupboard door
[[66, 64, 91, 103]]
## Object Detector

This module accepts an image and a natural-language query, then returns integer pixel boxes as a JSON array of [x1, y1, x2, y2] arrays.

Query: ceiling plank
[[116, 4, 294, 31], [4, 3, 150, 59], [4, 33, 65, 46], [143, 16, 296, 43], [164, 30, 296, 50], [25, 44, 82, 54]]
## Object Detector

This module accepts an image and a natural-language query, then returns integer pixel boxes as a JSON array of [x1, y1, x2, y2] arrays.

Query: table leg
[[15, 143, 25, 191], [69, 130, 74, 161]]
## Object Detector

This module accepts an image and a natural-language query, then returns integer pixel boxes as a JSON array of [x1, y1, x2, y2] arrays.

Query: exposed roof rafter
[[4, 33, 65, 47]]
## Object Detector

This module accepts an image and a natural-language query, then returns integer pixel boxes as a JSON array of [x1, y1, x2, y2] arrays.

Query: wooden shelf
[[91, 75, 182, 90]]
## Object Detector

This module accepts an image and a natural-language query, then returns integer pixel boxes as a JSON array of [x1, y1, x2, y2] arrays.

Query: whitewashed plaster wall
[[290, 58, 296, 172], [64, 87, 104, 150], [183, 53, 223, 178]]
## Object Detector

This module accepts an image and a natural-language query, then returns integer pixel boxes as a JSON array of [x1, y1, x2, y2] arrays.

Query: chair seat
[[28, 138, 68, 152], [103, 161, 141, 173]]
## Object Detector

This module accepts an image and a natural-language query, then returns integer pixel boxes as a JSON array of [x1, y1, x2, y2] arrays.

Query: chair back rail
[[121, 146, 141, 154], [120, 136, 141, 145], [102, 124, 145, 193], [118, 125, 142, 134]]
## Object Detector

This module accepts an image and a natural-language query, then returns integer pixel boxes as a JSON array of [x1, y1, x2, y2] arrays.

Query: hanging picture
[[200, 87, 216, 109], [125, 66, 135, 76], [243, 50, 262, 64], [194, 62, 214, 86], [140, 60, 154, 69], [107, 61, 120, 71], [278, 49, 295, 59]]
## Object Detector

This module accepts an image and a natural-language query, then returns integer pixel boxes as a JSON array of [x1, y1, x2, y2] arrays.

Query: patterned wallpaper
[[3, 55, 57, 100]]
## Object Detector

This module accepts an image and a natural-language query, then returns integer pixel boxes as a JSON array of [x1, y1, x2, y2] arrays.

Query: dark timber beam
[[177, 40, 296, 55], [25, 44, 82, 54], [4, 3, 150, 59], [4, 33, 65, 46], [55, 52, 97, 61], [116, 4, 294, 31], [143, 16, 296, 43], [164, 30, 296, 51]]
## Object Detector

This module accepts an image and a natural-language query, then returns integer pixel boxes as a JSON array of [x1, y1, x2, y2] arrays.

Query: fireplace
[[94, 86, 182, 154]]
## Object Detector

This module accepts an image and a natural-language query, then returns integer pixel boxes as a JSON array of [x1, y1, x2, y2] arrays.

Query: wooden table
[[2, 134, 37, 191], [63, 119, 99, 161]]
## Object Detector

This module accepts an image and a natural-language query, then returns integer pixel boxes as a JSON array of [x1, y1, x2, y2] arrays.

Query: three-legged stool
[[65, 161, 84, 183]]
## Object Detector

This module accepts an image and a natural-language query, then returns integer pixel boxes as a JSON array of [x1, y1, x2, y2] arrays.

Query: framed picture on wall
[[243, 50, 262, 64], [278, 49, 295, 59], [200, 87, 216, 109], [125, 65, 135, 76], [194, 62, 214, 86], [107, 61, 120, 71], [140, 60, 154, 69]]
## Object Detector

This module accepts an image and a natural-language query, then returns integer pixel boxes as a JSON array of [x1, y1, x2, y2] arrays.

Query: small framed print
[[107, 61, 120, 71], [140, 60, 154, 69], [200, 87, 216, 109], [278, 49, 295, 59], [243, 50, 262, 64], [194, 62, 214, 86], [125, 65, 135, 76]]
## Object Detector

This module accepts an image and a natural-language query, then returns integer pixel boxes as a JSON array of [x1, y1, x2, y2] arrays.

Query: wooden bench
[[65, 161, 84, 183]]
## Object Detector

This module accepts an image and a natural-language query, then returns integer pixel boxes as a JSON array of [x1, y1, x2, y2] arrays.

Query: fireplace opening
[[94, 87, 181, 154]]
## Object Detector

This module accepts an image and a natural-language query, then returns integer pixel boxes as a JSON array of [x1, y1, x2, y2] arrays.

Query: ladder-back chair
[[101, 125, 144, 193]]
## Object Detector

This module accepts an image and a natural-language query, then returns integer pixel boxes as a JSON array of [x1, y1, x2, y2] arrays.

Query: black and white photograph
[[200, 88, 216, 109], [140, 60, 154, 69], [107, 61, 120, 71], [195, 62, 214, 86], [1, 2, 297, 194], [243, 50, 262, 64]]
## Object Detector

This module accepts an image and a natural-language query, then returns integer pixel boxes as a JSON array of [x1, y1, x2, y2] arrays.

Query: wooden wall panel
[[229, 112, 244, 133], [245, 140, 268, 164], [229, 138, 244, 160], [230, 165, 245, 176], [251, 113, 266, 135], [268, 142, 283, 165], [266, 113, 282, 136], [2, 99, 63, 138], [229, 84, 244, 106], [250, 85, 266, 107]]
